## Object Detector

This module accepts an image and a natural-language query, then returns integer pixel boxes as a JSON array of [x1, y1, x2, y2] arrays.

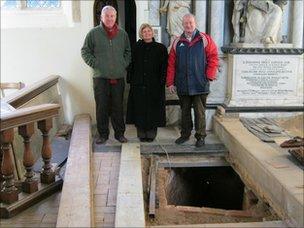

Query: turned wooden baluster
[[0, 148, 4, 184], [0, 129, 18, 204], [38, 118, 55, 184], [18, 123, 38, 193]]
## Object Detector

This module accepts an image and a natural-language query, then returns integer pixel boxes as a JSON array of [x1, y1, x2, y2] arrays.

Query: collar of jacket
[[138, 37, 156, 44], [99, 24, 120, 39], [179, 29, 202, 47]]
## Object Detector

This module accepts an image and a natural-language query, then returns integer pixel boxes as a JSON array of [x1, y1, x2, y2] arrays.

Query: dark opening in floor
[[165, 166, 245, 210]]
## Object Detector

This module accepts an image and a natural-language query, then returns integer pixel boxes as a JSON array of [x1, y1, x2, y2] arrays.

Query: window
[[27, 0, 61, 9], [1, 0, 80, 28], [1, 0, 19, 9], [1, 0, 61, 9]]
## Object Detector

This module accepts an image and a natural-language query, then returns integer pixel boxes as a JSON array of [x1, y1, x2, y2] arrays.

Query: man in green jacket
[[81, 5, 131, 144]]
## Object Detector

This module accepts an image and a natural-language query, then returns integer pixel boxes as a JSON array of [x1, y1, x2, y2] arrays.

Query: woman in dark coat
[[126, 23, 168, 142]]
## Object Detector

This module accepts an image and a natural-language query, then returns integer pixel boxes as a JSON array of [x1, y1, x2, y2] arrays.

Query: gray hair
[[101, 5, 117, 17], [182, 13, 196, 22]]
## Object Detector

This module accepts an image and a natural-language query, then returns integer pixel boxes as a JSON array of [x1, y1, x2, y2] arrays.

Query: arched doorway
[[93, 0, 136, 47], [94, 0, 118, 26], [124, 0, 136, 46]]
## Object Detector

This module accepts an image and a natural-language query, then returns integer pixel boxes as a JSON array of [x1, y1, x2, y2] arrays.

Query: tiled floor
[[93, 152, 121, 227], [0, 192, 61, 227]]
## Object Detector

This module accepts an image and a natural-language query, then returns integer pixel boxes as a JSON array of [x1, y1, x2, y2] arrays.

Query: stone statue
[[160, 0, 191, 47], [232, 0, 287, 44], [232, 0, 248, 43]]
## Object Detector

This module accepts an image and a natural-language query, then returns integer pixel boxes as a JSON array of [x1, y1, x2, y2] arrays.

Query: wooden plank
[[141, 144, 228, 155], [149, 156, 157, 218], [150, 220, 287, 227], [158, 157, 229, 168], [56, 114, 94, 227], [115, 143, 145, 228]]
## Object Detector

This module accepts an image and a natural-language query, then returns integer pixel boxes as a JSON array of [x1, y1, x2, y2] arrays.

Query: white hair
[[101, 5, 117, 17], [182, 13, 196, 22]]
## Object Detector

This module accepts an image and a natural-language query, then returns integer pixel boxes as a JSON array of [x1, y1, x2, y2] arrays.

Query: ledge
[[221, 46, 304, 55], [213, 116, 304, 227]]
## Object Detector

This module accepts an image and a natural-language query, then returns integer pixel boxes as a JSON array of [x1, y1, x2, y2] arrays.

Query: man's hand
[[168, 85, 176, 94]]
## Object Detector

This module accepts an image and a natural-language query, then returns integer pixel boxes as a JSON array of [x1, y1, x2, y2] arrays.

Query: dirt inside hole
[[141, 156, 279, 226]]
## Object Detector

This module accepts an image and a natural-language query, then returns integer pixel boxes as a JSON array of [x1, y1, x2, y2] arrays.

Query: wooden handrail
[[2, 75, 60, 108], [0, 103, 61, 210], [0, 104, 60, 131]]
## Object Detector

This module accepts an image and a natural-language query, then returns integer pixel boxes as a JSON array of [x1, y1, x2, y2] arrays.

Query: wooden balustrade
[[18, 123, 38, 193], [0, 129, 18, 204], [0, 103, 60, 215], [2, 75, 59, 109], [38, 119, 55, 184]]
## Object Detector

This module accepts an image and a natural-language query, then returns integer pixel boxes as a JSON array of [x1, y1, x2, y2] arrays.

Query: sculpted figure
[[232, 0, 287, 44], [160, 0, 191, 47]]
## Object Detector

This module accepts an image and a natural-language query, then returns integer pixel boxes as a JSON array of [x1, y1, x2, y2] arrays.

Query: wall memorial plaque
[[226, 54, 303, 107]]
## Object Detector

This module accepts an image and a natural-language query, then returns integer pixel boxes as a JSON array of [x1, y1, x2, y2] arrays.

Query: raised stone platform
[[213, 116, 304, 227], [151, 220, 286, 227]]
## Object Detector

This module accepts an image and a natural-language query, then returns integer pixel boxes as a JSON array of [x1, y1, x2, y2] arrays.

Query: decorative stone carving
[[160, 0, 191, 47], [232, 0, 287, 44]]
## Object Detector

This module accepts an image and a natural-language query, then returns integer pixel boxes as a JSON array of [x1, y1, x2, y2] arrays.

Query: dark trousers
[[178, 94, 207, 140], [93, 78, 125, 139], [137, 127, 157, 140]]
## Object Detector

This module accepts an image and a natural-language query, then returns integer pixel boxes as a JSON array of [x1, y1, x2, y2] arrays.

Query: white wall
[[1, 1, 96, 124]]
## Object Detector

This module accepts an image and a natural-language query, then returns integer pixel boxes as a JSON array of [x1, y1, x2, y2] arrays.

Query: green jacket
[[81, 25, 131, 79]]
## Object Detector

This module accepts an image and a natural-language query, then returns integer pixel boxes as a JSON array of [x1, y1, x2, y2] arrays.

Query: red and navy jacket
[[166, 30, 219, 95]]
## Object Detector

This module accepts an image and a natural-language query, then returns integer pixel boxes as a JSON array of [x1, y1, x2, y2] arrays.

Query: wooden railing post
[[38, 118, 55, 184], [18, 123, 38, 193], [0, 148, 4, 184], [0, 129, 18, 204]]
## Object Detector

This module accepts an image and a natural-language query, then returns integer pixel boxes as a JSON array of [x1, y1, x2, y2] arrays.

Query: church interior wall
[[1, 1, 96, 124], [1, 0, 302, 126]]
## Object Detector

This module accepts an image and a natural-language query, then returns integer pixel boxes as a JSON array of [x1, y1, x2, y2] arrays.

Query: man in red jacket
[[167, 13, 219, 147]]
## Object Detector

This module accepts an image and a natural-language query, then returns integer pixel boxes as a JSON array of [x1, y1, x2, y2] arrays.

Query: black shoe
[[116, 136, 128, 143], [175, 137, 189, 145], [96, 137, 107, 144], [139, 138, 146, 142], [195, 138, 205, 147], [146, 138, 154, 142]]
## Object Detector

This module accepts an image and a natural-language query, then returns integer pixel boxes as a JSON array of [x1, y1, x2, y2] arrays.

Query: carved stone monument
[[224, 0, 303, 110], [231, 0, 290, 47], [160, 0, 191, 47]]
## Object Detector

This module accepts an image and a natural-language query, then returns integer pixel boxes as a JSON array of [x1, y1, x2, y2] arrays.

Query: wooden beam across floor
[[115, 143, 145, 227], [56, 114, 94, 227]]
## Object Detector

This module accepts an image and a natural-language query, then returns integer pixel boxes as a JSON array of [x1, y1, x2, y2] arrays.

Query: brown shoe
[[96, 137, 107, 144], [116, 136, 128, 143]]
